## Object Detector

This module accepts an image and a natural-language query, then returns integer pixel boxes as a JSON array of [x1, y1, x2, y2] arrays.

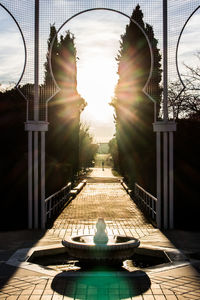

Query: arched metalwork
[[48, 8, 155, 106], [175, 5, 200, 99], [0, 3, 27, 92]]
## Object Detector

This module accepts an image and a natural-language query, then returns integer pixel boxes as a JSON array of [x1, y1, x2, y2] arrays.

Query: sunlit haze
[[60, 10, 129, 142]]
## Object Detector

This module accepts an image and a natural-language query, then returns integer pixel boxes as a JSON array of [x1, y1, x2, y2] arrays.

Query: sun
[[61, 9, 129, 140], [77, 58, 118, 123]]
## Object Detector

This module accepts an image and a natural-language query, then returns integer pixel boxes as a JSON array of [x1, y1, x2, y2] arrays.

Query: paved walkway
[[0, 168, 200, 300]]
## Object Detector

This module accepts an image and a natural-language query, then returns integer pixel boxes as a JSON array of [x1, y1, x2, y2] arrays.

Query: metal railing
[[134, 183, 157, 225], [45, 182, 72, 223]]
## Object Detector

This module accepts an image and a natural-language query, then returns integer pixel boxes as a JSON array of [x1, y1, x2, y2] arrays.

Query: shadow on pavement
[[51, 267, 151, 299], [164, 229, 200, 274], [0, 230, 46, 289]]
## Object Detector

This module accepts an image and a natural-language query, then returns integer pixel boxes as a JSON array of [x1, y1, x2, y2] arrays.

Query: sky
[[58, 10, 129, 142], [0, 6, 24, 90], [0, 2, 199, 142]]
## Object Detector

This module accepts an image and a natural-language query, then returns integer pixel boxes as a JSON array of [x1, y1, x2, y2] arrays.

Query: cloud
[[178, 9, 200, 73], [0, 6, 25, 88]]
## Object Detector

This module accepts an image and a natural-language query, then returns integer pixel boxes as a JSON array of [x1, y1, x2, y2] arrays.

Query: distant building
[[97, 143, 109, 154]]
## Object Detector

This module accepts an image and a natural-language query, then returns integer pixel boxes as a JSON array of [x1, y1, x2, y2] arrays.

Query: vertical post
[[163, 0, 169, 229], [169, 131, 174, 229], [163, 132, 168, 229], [28, 131, 33, 229], [34, 0, 39, 122], [156, 131, 161, 228], [41, 131, 46, 229], [34, 0, 39, 229], [34, 132, 39, 228], [163, 0, 168, 122]]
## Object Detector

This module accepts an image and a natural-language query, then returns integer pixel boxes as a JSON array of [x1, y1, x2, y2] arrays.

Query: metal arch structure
[[175, 5, 200, 97], [5, 0, 200, 229], [48, 8, 155, 105], [46, 4, 175, 230], [46, 2, 174, 230], [0, 3, 27, 93]]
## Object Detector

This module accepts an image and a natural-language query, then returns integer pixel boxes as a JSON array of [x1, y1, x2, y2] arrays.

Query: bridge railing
[[134, 183, 157, 225], [45, 182, 72, 223]]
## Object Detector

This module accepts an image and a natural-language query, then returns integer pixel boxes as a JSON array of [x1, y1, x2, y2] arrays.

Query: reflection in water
[[51, 266, 151, 300]]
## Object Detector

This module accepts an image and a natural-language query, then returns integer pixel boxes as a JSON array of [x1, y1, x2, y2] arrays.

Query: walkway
[[0, 168, 200, 300], [50, 168, 154, 240]]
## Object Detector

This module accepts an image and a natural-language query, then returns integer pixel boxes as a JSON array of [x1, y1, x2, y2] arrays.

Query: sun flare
[[77, 59, 118, 123], [60, 9, 129, 141]]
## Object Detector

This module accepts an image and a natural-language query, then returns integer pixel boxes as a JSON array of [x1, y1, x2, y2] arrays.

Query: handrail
[[45, 180, 87, 224], [45, 182, 72, 222], [134, 183, 157, 225]]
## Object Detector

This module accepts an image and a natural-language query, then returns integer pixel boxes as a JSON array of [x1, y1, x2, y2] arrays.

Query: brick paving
[[50, 182, 155, 240], [0, 168, 200, 299]]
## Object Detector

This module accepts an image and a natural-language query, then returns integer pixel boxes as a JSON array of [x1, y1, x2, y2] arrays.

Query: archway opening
[[47, 7, 156, 188]]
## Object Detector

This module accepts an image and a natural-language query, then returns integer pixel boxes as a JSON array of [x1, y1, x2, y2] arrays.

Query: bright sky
[[59, 10, 128, 142], [0, 6, 24, 90], [178, 9, 200, 75], [0, 3, 199, 142]]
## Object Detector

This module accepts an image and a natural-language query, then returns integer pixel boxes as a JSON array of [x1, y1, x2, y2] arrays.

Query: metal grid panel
[[1, 0, 199, 121], [168, 0, 200, 83], [0, 0, 163, 121]]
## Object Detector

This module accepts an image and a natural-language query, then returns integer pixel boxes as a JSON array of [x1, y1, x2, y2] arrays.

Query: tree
[[168, 53, 200, 120], [111, 5, 162, 193], [0, 86, 28, 229], [44, 25, 86, 195], [108, 137, 119, 171], [181, 52, 200, 91], [44, 24, 58, 87], [79, 124, 98, 169], [167, 53, 200, 229]]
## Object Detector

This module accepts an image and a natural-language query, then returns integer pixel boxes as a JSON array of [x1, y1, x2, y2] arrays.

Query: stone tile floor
[[0, 168, 200, 299]]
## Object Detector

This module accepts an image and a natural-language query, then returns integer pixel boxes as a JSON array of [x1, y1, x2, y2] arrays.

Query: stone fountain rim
[[62, 234, 140, 249]]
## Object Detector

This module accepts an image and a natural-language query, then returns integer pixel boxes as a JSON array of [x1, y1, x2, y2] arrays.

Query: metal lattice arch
[[0, 0, 199, 229]]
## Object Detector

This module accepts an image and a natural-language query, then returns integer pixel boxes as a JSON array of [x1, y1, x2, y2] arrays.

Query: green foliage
[[94, 154, 113, 168], [112, 5, 161, 193], [108, 137, 119, 171], [79, 124, 98, 169], [97, 143, 109, 154]]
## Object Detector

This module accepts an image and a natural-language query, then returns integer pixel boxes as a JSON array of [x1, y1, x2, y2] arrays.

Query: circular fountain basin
[[62, 235, 140, 262]]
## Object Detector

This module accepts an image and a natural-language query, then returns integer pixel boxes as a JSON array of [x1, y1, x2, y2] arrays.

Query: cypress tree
[[112, 5, 162, 193], [45, 26, 86, 195]]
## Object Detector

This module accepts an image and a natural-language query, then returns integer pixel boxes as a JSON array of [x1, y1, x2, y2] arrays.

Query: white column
[[33, 0, 39, 229], [163, 0, 169, 229], [41, 131, 46, 229], [25, 121, 49, 229], [34, 131, 39, 229], [153, 122, 176, 229], [169, 131, 174, 229], [163, 132, 168, 229], [34, 0, 39, 122], [163, 0, 168, 122], [28, 131, 33, 229], [156, 131, 161, 228]]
